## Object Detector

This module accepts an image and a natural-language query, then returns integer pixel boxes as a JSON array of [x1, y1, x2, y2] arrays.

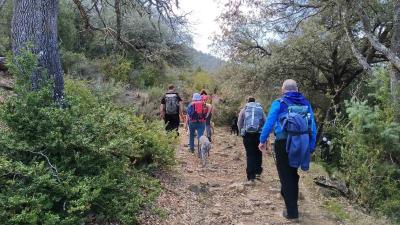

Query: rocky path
[[140, 127, 343, 225]]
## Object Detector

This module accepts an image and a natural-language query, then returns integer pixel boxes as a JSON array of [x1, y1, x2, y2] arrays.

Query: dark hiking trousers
[[274, 139, 299, 218], [243, 132, 263, 180], [165, 114, 180, 135]]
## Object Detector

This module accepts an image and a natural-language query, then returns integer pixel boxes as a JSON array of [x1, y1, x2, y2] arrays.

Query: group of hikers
[[159, 79, 317, 221], [160, 85, 214, 152]]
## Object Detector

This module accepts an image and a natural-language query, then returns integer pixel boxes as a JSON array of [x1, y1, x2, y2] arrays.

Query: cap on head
[[192, 93, 202, 101], [247, 96, 255, 102], [282, 79, 298, 92]]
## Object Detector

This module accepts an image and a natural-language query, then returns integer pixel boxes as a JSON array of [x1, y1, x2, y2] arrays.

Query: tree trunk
[[11, 0, 64, 101], [0, 57, 6, 72], [391, 0, 400, 121]]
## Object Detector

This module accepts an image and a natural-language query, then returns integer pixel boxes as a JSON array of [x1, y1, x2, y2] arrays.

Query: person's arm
[[160, 96, 166, 119], [160, 104, 165, 119], [205, 104, 212, 118], [179, 101, 184, 116], [237, 109, 245, 131], [261, 110, 267, 124], [185, 115, 189, 130], [178, 95, 183, 116], [259, 100, 281, 144], [185, 103, 191, 130], [309, 105, 317, 152]]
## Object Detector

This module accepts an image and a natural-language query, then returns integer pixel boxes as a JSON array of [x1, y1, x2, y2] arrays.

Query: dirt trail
[[140, 127, 341, 225]]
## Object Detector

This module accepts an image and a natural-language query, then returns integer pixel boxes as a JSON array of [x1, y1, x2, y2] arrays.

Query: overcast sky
[[179, 0, 227, 54]]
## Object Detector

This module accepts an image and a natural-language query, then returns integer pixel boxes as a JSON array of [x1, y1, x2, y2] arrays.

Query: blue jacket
[[259, 92, 317, 151]]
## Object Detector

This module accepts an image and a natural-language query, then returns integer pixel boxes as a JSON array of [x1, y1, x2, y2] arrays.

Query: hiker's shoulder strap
[[278, 98, 290, 106]]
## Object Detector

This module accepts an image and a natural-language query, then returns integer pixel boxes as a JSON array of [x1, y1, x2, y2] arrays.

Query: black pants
[[274, 139, 299, 218], [165, 114, 180, 134], [243, 133, 263, 180]]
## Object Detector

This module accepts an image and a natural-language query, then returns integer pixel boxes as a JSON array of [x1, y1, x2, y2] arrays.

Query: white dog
[[199, 135, 211, 166]]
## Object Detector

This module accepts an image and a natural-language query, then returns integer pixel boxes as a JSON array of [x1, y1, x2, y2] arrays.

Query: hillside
[[188, 48, 225, 73]]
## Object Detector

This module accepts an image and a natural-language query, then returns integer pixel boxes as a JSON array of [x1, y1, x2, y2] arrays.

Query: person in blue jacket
[[258, 79, 317, 220]]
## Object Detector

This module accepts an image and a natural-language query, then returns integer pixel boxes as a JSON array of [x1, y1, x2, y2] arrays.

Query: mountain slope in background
[[187, 48, 225, 73]]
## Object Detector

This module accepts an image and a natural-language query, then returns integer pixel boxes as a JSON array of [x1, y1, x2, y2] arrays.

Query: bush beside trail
[[0, 78, 177, 225]]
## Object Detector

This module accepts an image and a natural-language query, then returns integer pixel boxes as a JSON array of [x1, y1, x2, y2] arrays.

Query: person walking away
[[185, 93, 211, 153], [231, 114, 239, 136], [200, 89, 214, 142], [237, 97, 266, 183], [160, 84, 183, 134], [258, 79, 317, 220]]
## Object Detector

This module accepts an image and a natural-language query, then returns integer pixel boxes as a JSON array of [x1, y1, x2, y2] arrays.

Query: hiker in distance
[[258, 79, 317, 220], [160, 84, 183, 134], [237, 97, 266, 183], [185, 93, 212, 153]]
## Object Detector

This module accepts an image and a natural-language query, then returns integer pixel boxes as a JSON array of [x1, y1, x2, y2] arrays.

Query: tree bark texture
[[391, 0, 400, 121], [11, 0, 64, 100]]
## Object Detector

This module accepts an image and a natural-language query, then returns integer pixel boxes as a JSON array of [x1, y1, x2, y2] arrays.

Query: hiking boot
[[282, 210, 299, 222], [255, 174, 262, 180], [243, 179, 256, 187]]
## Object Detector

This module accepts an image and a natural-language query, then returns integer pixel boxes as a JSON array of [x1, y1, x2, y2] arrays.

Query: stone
[[269, 188, 280, 193], [233, 151, 242, 161], [252, 201, 262, 207], [241, 209, 254, 215], [263, 200, 273, 206], [299, 191, 305, 200], [211, 209, 221, 216], [229, 183, 246, 193], [270, 205, 276, 210], [210, 183, 221, 187], [217, 152, 229, 157], [243, 180, 256, 187], [188, 184, 209, 194], [186, 168, 193, 173]]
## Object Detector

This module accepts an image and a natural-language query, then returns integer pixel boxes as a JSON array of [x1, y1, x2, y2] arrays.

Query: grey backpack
[[243, 102, 264, 133], [165, 93, 179, 115]]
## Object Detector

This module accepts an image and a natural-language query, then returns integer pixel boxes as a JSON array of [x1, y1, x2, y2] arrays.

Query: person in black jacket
[[160, 84, 183, 134]]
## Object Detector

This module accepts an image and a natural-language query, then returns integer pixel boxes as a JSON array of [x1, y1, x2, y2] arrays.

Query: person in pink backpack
[[185, 93, 212, 153]]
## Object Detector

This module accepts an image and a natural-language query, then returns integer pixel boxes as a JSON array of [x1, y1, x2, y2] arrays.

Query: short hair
[[168, 84, 175, 90], [282, 79, 298, 92], [200, 89, 207, 95], [247, 96, 255, 102]]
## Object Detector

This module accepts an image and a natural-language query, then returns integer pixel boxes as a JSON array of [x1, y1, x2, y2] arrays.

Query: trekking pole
[[197, 136, 200, 158], [271, 142, 277, 166]]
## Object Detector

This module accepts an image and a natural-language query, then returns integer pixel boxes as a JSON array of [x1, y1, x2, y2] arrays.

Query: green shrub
[[134, 64, 163, 88], [0, 77, 176, 224], [60, 50, 103, 80], [336, 68, 400, 223], [101, 55, 133, 83], [135, 87, 164, 121]]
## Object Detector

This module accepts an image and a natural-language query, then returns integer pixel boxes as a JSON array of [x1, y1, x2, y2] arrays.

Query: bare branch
[[342, 6, 372, 74], [28, 150, 61, 183], [358, 3, 400, 71], [72, 0, 93, 30]]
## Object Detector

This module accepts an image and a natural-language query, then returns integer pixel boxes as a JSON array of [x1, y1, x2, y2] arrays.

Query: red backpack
[[188, 101, 208, 123]]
